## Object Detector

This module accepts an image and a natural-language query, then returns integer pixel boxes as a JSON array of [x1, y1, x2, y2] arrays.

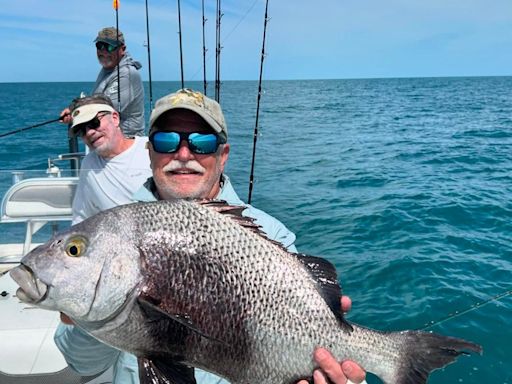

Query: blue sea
[[0, 77, 511, 383]]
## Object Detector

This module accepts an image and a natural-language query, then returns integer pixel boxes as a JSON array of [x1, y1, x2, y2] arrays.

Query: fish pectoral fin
[[138, 297, 230, 346], [138, 357, 196, 384]]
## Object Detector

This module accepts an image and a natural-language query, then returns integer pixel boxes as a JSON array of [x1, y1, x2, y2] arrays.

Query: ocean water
[[0, 77, 511, 383]]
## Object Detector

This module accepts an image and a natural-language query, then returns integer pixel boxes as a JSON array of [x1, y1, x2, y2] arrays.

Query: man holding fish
[[54, 89, 366, 383]]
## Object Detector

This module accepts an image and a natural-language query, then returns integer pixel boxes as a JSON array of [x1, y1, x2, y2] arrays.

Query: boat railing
[[0, 153, 83, 258]]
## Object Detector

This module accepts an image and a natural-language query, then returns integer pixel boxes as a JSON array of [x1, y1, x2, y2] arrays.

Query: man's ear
[[112, 111, 121, 127], [219, 143, 230, 170]]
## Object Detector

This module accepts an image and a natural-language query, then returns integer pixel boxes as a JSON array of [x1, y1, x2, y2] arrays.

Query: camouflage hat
[[94, 27, 125, 46], [149, 88, 228, 141]]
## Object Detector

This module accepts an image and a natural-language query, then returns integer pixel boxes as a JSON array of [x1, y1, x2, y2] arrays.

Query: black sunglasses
[[95, 42, 119, 53], [75, 112, 111, 136]]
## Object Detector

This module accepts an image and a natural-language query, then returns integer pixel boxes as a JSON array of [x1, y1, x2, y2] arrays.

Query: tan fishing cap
[[94, 27, 125, 46], [149, 88, 228, 141]]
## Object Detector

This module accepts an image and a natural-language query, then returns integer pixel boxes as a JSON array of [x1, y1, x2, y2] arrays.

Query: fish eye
[[65, 237, 88, 258]]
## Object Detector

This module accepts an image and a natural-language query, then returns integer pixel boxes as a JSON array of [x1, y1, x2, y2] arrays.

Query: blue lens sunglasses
[[149, 131, 226, 155]]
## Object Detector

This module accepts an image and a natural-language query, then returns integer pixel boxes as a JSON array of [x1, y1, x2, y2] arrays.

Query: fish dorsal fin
[[197, 199, 288, 249], [138, 357, 196, 384], [296, 254, 353, 333], [198, 199, 258, 229]]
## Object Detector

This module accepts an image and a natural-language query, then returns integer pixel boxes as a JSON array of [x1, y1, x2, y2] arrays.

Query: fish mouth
[[9, 264, 48, 304]]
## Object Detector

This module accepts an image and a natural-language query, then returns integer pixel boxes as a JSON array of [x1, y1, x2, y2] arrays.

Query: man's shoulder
[[120, 54, 143, 74], [132, 179, 156, 202], [134, 136, 149, 146]]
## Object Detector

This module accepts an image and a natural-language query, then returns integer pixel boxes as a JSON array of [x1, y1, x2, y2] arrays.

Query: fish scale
[[10, 199, 481, 384]]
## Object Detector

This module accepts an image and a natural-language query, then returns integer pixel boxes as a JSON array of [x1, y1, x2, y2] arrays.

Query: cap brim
[[94, 37, 124, 46], [70, 104, 115, 134], [150, 105, 223, 136]]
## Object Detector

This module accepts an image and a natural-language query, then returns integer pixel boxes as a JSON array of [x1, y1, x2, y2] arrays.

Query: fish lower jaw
[[10, 265, 49, 304], [15, 287, 40, 304]]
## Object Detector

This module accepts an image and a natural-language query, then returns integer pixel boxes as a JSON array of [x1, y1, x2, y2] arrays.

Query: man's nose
[[175, 141, 193, 160]]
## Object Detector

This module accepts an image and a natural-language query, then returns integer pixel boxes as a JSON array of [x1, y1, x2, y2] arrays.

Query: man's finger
[[341, 296, 352, 313], [313, 369, 329, 384], [314, 349, 346, 383], [341, 361, 366, 383]]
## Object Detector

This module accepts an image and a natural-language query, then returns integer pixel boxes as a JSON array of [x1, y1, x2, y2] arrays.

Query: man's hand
[[60, 108, 72, 124], [308, 349, 366, 384], [296, 296, 366, 384]]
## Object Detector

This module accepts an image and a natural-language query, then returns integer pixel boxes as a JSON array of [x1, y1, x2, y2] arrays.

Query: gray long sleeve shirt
[[92, 52, 145, 137]]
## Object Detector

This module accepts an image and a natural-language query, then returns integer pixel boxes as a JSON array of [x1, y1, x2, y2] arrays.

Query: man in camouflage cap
[[60, 27, 145, 137], [55, 89, 367, 384]]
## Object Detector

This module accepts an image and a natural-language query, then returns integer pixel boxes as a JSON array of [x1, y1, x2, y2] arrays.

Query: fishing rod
[[0, 115, 67, 139], [188, 0, 259, 82], [247, 0, 270, 204], [177, 0, 185, 89], [145, 0, 154, 110], [202, 0, 208, 95], [114, 0, 121, 109], [215, 0, 222, 102], [419, 287, 512, 331]]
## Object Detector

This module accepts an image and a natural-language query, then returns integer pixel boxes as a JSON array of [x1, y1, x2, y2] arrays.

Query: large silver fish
[[10, 200, 481, 384]]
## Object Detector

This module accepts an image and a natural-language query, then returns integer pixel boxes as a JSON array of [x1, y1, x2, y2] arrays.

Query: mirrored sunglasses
[[149, 131, 225, 155]]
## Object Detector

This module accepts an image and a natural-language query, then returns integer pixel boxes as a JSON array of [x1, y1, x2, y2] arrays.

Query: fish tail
[[386, 330, 482, 384]]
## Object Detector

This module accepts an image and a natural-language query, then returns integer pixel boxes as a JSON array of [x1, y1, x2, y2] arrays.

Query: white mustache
[[163, 160, 205, 174]]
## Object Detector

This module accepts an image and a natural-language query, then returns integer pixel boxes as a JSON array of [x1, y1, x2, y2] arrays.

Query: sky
[[0, 0, 511, 82]]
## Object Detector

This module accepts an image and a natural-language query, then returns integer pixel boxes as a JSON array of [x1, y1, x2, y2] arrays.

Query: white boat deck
[[0, 271, 67, 375], [0, 150, 113, 382], [1, 252, 113, 383]]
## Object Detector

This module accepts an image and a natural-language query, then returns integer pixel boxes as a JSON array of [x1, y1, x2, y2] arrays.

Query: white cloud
[[0, 0, 511, 81]]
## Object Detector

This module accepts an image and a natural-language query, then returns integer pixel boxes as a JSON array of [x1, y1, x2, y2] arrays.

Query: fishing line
[[419, 288, 512, 331], [177, 0, 185, 89], [189, 0, 260, 81], [145, 0, 154, 110], [222, 0, 260, 41], [248, 0, 270, 204], [0, 115, 67, 138]]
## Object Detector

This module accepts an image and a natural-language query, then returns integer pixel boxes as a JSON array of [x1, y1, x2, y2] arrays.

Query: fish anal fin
[[296, 253, 353, 333], [138, 357, 196, 384]]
